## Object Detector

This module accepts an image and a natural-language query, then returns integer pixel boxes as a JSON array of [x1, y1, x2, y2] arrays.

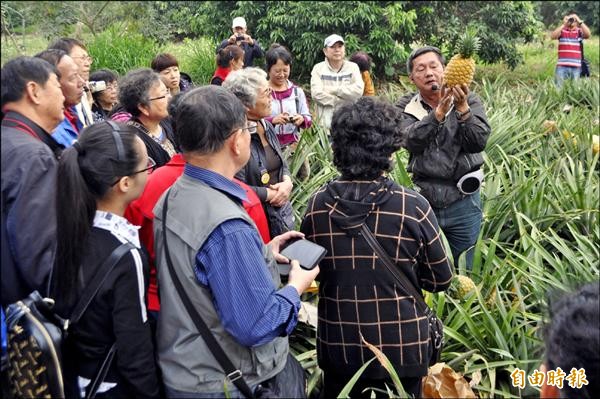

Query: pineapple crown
[[455, 29, 481, 58]]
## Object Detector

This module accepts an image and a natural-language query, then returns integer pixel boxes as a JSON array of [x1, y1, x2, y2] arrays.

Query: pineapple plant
[[443, 30, 481, 87]]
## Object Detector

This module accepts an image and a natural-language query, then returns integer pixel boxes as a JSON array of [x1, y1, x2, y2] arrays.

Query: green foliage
[[175, 1, 417, 81], [536, 0, 600, 34], [87, 24, 160, 76], [405, 1, 543, 70], [162, 37, 217, 85]]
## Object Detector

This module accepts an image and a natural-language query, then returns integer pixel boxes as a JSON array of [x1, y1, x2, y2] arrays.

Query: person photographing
[[550, 12, 591, 86]]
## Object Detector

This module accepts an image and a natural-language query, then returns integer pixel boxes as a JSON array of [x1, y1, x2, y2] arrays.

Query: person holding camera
[[89, 69, 119, 122], [550, 11, 591, 87], [217, 17, 263, 68], [265, 45, 312, 148], [397, 46, 491, 272]]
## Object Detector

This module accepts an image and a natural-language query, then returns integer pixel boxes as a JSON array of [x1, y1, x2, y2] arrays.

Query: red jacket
[[124, 154, 271, 311]]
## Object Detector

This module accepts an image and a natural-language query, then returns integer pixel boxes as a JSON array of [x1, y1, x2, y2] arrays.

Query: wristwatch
[[455, 107, 471, 120]]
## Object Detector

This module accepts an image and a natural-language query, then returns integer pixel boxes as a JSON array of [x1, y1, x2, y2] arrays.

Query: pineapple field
[[287, 76, 599, 398]]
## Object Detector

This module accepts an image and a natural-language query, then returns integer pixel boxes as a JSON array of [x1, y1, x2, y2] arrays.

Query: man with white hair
[[310, 33, 364, 130], [217, 16, 263, 67]]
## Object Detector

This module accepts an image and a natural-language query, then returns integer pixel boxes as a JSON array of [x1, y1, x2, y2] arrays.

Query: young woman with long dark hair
[[53, 121, 160, 398]]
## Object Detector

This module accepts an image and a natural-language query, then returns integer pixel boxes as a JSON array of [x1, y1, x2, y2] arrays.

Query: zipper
[[18, 301, 64, 396]]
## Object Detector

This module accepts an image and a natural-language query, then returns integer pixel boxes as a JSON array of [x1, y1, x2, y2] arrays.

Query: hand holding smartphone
[[280, 239, 327, 270]]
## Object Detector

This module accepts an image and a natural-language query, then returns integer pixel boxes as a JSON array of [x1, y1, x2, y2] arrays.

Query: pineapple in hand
[[443, 30, 481, 87]]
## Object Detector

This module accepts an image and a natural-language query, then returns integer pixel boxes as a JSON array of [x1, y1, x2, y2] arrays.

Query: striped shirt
[[557, 28, 583, 67], [185, 164, 301, 347]]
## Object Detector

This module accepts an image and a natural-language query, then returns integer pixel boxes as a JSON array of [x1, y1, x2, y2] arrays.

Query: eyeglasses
[[105, 83, 118, 91], [149, 91, 172, 101], [110, 157, 157, 186], [72, 55, 93, 64], [260, 87, 273, 98], [132, 157, 157, 175], [237, 122, 257, 135]]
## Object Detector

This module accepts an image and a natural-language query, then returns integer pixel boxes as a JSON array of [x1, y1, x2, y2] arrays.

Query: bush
[[87, 24, 160, 76], [162, 37, 217, 86]]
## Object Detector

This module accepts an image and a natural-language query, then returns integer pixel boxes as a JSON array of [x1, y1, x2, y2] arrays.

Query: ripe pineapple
[[444, 31, 481, 87], [455, 275, 477, 299]]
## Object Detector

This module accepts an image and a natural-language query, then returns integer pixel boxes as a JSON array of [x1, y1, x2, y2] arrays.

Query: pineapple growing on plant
[[443, 30, 481, 87], [449, 274, 477, 300]]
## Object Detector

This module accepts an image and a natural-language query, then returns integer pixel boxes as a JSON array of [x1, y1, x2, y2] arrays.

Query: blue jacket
[[52, 106, 83, 147]]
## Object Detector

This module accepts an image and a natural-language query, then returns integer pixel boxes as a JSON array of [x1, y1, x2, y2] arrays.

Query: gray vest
[[154, 174, 288, 393]]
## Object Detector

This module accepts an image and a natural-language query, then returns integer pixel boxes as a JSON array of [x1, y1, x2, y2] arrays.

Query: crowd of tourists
[[1, 14, 595, 399]]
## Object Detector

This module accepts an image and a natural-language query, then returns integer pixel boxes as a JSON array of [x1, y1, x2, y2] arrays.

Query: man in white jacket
[[310, 34, 364, 130]]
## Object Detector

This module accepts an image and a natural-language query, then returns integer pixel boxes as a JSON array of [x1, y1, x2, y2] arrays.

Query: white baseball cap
[[324, 34, 345, 48], [232, 17, 247, 29]]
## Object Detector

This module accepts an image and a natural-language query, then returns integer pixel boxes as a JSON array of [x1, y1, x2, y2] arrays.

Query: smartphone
[[280, 239, 327, 270]]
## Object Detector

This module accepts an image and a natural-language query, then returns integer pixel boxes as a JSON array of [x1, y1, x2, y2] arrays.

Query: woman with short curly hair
[[118, 68, 176, 167], [301, 96, 453, 398]]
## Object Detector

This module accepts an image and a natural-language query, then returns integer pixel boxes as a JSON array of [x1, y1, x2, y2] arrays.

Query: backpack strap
[[68, 242, 135, 326], [68, 241, 134, 399]]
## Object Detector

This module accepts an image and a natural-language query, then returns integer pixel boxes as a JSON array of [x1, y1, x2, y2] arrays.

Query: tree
[[535, 0, 599, 34], [177, 1, 544, 80], [404, 1, 542, 70]]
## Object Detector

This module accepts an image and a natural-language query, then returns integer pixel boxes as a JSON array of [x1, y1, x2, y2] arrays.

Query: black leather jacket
[[397, 92, 491, 208]]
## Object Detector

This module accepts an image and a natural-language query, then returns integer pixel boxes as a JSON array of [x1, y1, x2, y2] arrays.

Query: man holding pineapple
[[397, 42, 491, 271]]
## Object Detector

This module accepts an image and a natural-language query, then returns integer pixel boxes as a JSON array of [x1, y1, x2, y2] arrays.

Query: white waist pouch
[[457, 169, 484, 195]]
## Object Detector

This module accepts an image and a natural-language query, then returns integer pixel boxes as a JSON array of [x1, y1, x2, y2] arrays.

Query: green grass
[[476, 35, 600, 85], [1, 34, 50, 63]]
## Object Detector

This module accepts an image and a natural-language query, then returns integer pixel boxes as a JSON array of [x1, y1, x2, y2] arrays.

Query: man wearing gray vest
[[153, 85, 319, 398]]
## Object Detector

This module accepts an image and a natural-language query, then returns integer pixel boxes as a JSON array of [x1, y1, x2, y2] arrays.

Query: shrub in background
[[162, 37, 217, 86], [87, 24, 160, 76]]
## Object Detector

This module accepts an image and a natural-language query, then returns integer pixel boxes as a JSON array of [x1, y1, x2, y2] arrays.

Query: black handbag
[[5, 242, 133, 399], [579, 31, 591, 78], [161, 189, 306, 399], [360, 224, 443, 366]]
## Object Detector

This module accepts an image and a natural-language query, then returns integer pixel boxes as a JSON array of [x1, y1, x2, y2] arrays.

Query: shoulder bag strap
[[360, 224, 431, 315], [161, 190, 256, 399]]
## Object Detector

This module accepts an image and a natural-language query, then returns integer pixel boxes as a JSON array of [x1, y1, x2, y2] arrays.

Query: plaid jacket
[[301, 177, 453, 378]]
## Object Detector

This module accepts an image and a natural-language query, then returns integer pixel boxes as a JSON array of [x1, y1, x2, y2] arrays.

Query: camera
[[288, 116, 296, 123], [88, 80, 106, 93], [568, 17, 575, 24], [236, 34, 244, 42]]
